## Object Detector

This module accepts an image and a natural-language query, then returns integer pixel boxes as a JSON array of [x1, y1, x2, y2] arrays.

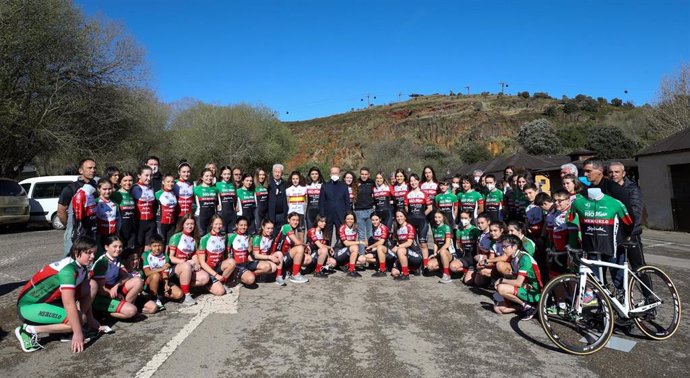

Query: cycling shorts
[[18, 303, 68, 325]]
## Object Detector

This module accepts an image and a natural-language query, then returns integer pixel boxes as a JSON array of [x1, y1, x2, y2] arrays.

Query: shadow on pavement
[[509, 316, 564, 353], [0, 281, 27, 297]]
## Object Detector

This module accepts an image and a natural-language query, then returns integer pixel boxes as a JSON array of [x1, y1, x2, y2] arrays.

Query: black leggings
[[220, 210, 236, 236], [157, 222, 176, 246], [376, 209, 394, 230], [306, 208, 320, 230]]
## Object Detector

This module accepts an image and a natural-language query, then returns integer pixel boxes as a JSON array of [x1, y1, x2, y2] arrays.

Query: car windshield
[[0, 180, 26, 196]]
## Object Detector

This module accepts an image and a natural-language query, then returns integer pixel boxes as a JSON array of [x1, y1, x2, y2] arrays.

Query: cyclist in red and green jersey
[[217, 166, 238, 235], [454, 211, 482, 284], [195, 168, 219, 236], [197, 215, 235, 296], [131, 165, 157, 252], [236, 174, 257, 234], [253, 219, 287, 285], [228, 217, 273, 286], [483, 175, 504, 222], [168, 214, 208, 306], [427, 211, 455, 283], [72, 183, 97, 242], [112, 172, 137, 254], [155, 174, 178, 245], [493, 235, 542, 320], [458, 176, 485, 221], [434, 181, 458, 227], [15, 237, 100, 353], [253, 168, 269, 231], [173, 162, 194, 217], [271, 212, 310, 283]]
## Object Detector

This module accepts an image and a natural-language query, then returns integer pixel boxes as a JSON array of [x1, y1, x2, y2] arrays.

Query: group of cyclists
[[15, 156, 643, 354]]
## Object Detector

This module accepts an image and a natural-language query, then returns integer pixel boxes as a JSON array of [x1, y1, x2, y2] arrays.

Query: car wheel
[[51, 213, 65, 230]]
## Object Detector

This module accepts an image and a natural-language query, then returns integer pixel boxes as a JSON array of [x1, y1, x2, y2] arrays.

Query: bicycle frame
[[573, 256, 662, 319]]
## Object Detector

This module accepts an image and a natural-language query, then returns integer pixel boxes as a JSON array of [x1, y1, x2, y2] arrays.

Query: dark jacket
[[621, 177, 644, 236], [319, 179, 351, 222], [267, 178, 288, 222], [150, 171, 163, 193], [354, 178, 375, 210]]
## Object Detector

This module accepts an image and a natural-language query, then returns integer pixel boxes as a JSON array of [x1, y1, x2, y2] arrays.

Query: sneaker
[[412, 268, 422, 276], [520, 305, 537, 321], [155, 298, 166, 311], [289, 274, 309, 284], [182, 293, 197, 306], [347, 271, 362, 278], [275, 276, 287, 286], [15, 325, 43, 353], [372, 270, 387, 277], [439, 274, 452, 284], [393, 274, 410, 281], [224, 284, 234, 294], [582, 290, 598, 307], [545, 302, 567, 315], [313, 271, 329, 278], [338, 265, 349, 273]]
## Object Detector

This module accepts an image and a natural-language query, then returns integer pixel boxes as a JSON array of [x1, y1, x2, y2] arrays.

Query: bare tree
[[646, 63, 690, 139]]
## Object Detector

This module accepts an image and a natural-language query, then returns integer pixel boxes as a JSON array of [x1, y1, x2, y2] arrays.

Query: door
[[670, 163, 690, 232]]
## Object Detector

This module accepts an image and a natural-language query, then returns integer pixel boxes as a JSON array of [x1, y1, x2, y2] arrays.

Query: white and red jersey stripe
[[286, 185, 307, 215], [96, 198, 118, 236]]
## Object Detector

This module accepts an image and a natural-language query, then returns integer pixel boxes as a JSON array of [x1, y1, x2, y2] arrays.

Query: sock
[[25, 325, 36, 334], [423, 258, 429, 268], [315, 263, 323, 272], [443, 267, 450, 276], [276, 267, 283, 277], [181, 284, 190, 294], [402, 266, 409, 276], [292, 263, 300, 276], [379, 262, 386, 272], [348, 263, 355, 273]]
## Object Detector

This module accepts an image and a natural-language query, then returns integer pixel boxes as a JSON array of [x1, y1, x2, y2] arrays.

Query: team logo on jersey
[[208, 235, 226, 253]]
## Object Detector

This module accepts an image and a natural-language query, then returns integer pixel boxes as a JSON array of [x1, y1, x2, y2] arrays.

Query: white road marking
[[134, 289, 239, 378], [643, 238, 690, 248], [645, 243, 672, 248]]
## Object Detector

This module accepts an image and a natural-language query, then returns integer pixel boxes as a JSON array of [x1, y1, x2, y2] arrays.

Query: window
[[20, 183, 31, 195], [54, 182, 71, 197], [0, 180, 25, 196], [33, 183, 56, 199]]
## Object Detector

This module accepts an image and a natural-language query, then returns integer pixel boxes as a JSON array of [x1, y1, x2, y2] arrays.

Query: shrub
[[517, 118, 562, 155]]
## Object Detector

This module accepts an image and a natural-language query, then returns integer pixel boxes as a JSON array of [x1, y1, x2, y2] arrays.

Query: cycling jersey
[[432, 224, 455, 253], [198, 232, 228, 268], [420, 181, 439, 203], [155, 189, 178, 225], [286, 185, 307, 215], [395, 223, 416, 244], [456, 226, 481, 256], [306, 182, 322, 210], [569, 194, 632, 256], [484, 189, 504, 222], [91, 253, 126, 287], [307, 227, 327, 249], [490, 240, 504, 256], [372, 223, 390, 243], [524, 203, 544, 238], [141, 250, 171, 272], [338, 224, 358, 244], [373, 184, 393, 210], [194, 184, 218, 217], [17, 258, 88, 306], [236, 187, 256, 216], [520, 236, 537, 257], [511, 250, 543, 293], [547, 209, 579, 252], [173, 179, 194, 216], [227, 232, 251, 263], [252, 234, 274, 256], [405, 189, 431, 219], [392, 183, 409, 211], [112, 190, 135, 234], [95, 197, 119, 237], [254, 183, 268, 215], [272, 224, 297, 253], [478, 231, 492, 255], [168, 232, 197, 261], [434, 191, 458, 223], [131, 182, 156, 221], [216, 180, 237, 216], [458, 190, 484, 219], [72, 184, 97, 237]]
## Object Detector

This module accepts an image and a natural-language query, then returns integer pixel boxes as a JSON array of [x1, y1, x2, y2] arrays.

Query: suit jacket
[[319, 180, 351, 222], [267, 178, 288, 222]]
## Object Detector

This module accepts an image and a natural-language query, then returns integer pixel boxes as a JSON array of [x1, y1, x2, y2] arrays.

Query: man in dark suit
[[319, 166, 351, 245], [267, 163, 288, 237]]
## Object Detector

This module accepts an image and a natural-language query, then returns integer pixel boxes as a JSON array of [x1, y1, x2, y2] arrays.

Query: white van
[[19, 175, 79, 229]]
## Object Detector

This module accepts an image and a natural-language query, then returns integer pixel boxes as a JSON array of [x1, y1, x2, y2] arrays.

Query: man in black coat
[[267, 163, 289, 237], [582, 158, 633, 218], [319, 166, 351, 245], [147, 156, 163, 192]]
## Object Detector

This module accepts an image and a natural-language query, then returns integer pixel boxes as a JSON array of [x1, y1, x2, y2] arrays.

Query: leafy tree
[[585, 126, 639, 159], [519, 91, 530, 99], [517, 118, 562, 155], [543, 105, 558, 117], [610, 98, 623, 107], [579, 98, 600, 112], [556, 124, 589, 151], [458, 142, 491, 164], [563, 100, 579, 114]]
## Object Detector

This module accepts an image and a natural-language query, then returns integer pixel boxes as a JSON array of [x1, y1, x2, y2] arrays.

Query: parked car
[[19, 175, 78, 229], [0, 178, 30, 228]]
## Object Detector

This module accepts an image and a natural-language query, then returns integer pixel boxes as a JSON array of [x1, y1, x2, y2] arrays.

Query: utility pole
[[397, 92, 402, 102], [361, 94, 377, 107], [465, 86, 470, 96], [499, 82, 509, 95]]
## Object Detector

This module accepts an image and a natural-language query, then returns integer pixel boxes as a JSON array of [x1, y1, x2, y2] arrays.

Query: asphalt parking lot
[[0, 227, 688, 377]]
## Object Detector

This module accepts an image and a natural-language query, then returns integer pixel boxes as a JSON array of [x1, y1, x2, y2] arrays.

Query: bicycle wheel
[[539, 273, 614, 355], [628, 265, 682, 340]]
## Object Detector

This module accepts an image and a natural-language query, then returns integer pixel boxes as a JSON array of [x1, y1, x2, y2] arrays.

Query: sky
[[75, 0, 690, 121]]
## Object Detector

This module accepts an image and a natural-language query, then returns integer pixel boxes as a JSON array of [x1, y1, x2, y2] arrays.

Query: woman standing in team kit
[[174, 163, 194, 218], [194, 168, 219, 236], [392, 169, 409, 213], [131, 165, 157, 254], [405, 173, 433, 269], [112, 172, 137, 254], [373, 172, 394, 229], [95, 179, 120, 244], [216, 166, 238, 235], [155, 174, 178, 245], [254, 168, 269, 231], [305, 167, 324, 231], [286, 171, 307, 239], [458, 176, 484, 221], [420, 165, 440, 216], [236, 174, 257, 235]]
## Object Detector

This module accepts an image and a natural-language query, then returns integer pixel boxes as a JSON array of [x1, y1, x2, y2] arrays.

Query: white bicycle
[[538, 242, 682, 355]]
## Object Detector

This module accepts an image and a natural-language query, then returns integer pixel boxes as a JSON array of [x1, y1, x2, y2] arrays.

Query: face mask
[[331, 175, 339, 181], [460, 219, 471, 227], [150, 166, 158, 174], [486, 183, 495, 191], [452, 183, 460, 190], [579, 176, 591, 186]]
